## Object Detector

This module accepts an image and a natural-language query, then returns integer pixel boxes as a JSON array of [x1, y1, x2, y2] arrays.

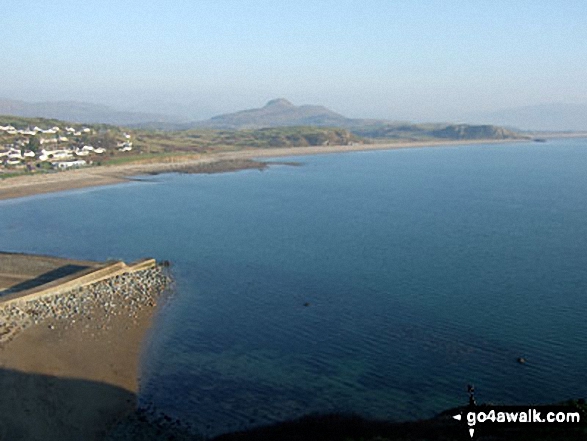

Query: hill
[[351, 122, 521, 141], [0, 98, 182, 126], [430, 124, 520, 140], [189, 98, 360, 130], [179, 99, 523, 141], [0, 97, 526, 142]]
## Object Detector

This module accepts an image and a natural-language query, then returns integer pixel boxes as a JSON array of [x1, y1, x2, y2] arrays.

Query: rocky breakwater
[[0, 265, 172, 345]]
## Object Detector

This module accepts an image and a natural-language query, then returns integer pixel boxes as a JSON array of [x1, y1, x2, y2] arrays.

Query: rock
[[0, 266, 170, 342]]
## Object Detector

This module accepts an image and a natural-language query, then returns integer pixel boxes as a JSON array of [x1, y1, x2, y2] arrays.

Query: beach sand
[[0, 307, 153, 441], [0, 139, 522, 201], [0, 302, 154, 440], [0, 267, 169, 441]]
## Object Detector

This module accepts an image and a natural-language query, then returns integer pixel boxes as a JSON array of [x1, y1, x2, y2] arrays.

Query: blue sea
[[1, 139, 587, 436]]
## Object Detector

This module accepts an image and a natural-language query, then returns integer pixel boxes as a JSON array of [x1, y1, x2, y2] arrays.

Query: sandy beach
[[0, 139, 523, 201], [0, 264, 171, 440]]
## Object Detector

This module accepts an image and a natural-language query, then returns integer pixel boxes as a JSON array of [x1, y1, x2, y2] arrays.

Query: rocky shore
[[0, 266, 171, 346], [0, 264, 173, 441]]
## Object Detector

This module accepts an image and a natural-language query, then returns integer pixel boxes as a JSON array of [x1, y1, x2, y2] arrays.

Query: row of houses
[[0, 145, 108, 168], [0, 125, 93, 136], [1, 142, 133, 164], [2, 158, 89, 169], [1, 124, 135, 170], [1, 146, 106, 159], [52, 159, 88, 170]]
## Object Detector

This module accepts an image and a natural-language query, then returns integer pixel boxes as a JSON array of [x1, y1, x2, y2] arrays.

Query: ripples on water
[[1, 139, 587, 436]]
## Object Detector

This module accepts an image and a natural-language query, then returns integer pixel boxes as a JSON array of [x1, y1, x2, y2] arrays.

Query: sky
[[1, 0, 586, 121]]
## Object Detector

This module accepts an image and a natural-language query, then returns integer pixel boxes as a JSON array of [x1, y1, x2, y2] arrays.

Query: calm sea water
[[1, 139, 587, 436]]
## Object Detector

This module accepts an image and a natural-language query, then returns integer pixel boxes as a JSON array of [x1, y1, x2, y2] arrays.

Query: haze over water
[[1, 139, 587, 436]]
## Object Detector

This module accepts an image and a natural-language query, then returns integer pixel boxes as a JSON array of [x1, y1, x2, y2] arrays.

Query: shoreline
[[0, 263, 171, 440], [0, 138, 527, 201]]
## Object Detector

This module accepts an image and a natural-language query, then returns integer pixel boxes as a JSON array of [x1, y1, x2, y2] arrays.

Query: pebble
[[0, 267, 171, 345]]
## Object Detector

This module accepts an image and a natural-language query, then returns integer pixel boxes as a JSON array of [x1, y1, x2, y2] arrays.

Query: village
[[0, 123, 134, 171]]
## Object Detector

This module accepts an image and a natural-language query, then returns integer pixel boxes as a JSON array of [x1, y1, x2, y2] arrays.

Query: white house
[[55, 150, 73, 159], [118, 141, 133, 152], [52, 159, 87, 170], [7, 147, 22, 159], [23, 150, 36, 158], [39, 148, 73, 161]]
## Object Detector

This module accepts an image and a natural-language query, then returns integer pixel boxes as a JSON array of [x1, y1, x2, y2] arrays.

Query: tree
[[28, 136, 40, 153]]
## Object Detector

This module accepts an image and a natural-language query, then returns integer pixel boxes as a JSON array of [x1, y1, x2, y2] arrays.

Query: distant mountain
[[0, 96, 528, 142], [187, 100, 522, 141], [0, 98, 184, 126], [190, 98, 361, 129], [472, 103, 587, 132]]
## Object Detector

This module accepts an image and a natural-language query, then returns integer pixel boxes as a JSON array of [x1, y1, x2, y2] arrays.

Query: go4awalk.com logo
[[452, 406, 582, 438]]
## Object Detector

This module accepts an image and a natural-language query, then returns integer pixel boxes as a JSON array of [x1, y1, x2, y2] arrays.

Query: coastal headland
[[0, 138, 524, 202], [0, 252, 171, 440]]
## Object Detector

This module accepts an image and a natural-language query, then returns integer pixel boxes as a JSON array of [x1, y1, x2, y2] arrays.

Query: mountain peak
[[194, 99, 352, 129], [264, 98, 294, 108]]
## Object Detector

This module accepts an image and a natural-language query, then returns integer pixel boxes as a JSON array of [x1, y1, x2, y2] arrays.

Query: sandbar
[[0, 139, 523, 201]]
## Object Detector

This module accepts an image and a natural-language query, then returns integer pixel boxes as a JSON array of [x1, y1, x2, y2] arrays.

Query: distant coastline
[[0, 138, 529, 201]]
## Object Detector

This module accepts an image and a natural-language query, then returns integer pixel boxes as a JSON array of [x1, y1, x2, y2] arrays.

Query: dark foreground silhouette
[[211, 407, 587, 441], [0, 367, 134, 441], [0, 366, 585, 441]]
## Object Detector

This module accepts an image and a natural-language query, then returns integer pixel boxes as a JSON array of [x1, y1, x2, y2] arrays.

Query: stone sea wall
[[0, 266, 171, 344]]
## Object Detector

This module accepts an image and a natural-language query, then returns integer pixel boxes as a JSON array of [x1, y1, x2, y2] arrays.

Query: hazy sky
[[2, 0, 586, 121]]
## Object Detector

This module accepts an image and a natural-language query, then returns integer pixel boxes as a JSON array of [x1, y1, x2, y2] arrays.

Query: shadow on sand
[[0, 367, 200, 441], [0, 264, 90, 297], [0, 367, 134, 441]]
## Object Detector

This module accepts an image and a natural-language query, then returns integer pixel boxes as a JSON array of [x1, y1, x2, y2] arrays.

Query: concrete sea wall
[[0, 259, 170, 345]]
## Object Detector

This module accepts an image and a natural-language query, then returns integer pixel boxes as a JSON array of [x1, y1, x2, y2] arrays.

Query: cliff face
[[351, 122, 525, 141], [431, 124, 522, 140]]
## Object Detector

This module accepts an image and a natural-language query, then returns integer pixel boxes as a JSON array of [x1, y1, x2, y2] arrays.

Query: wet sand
[[0, 139, 522, 201], [0, 266, 170, 441], [0, 307, 153, 440]]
